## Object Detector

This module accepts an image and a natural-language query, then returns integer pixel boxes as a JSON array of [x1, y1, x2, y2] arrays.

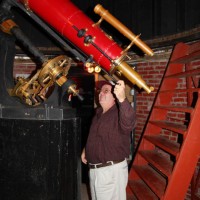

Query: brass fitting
[[0, 19, 17, 34]]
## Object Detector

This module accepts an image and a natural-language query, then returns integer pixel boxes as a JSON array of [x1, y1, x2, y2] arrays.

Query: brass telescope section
[[0, 19, 17, 34], [9, 55, 82, 106], [114, 57, 154, 94], [94, 4, 154, 56], [38, 55, 69, 87]]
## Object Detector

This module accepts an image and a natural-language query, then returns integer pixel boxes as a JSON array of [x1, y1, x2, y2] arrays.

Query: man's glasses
[[97, 89, 112, 94]]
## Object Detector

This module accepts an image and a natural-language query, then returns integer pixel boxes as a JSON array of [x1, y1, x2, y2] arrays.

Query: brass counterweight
[[116, 61, 154, 94]]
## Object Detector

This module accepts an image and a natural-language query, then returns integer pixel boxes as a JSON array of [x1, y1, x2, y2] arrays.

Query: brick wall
[[13, 59, 37, 78], [133, 58, 168, 144]]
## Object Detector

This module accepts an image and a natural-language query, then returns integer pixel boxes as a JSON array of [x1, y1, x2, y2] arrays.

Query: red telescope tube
[[19, 0, 122, 72], [18, 0, 154, 93]]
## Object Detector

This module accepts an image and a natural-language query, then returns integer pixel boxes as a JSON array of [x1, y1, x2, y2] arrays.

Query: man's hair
[[96, 80, 113, 90]]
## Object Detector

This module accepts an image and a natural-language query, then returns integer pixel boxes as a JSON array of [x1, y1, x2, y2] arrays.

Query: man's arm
[[113, 80, 126, 103], [114, 80, 136, 131], [81, 148, 87, 164]]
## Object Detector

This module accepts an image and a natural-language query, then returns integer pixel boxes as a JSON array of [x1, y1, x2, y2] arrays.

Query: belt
[[88, 159, 124, 169]]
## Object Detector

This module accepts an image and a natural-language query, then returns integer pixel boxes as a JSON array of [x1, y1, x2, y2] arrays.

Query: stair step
[[171, 50, 200, 63], [144, 135, 180, 156], [149, 120, 187, 134], [139, 150, 173, 177], [165, 68, 200, 79], [129, 180, 159, 200], [154, 105, 194, 113], [133, 165, 166, 198]]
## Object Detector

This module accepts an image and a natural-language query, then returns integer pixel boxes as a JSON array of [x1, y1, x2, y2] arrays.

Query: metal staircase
[[127, 41, 200, 200]]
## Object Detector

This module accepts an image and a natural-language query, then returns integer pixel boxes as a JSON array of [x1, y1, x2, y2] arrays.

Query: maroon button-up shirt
[[85, 99, 136, 164]]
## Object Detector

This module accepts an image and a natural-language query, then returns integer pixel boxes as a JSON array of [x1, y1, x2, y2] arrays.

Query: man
[[81, 80, 136, 200]]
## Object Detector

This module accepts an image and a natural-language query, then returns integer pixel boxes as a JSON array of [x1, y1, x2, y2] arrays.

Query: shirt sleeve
[[118, 98, 136, 132]]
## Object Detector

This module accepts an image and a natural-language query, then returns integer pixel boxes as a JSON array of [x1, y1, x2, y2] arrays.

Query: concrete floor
[[81, 183, 90, 200]]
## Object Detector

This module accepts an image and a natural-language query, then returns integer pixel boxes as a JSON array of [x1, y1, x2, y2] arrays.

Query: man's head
[[97, 81, 115, 109]]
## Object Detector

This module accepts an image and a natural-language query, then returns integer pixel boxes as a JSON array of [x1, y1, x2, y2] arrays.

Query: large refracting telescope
[[0, 0, 155, 105]]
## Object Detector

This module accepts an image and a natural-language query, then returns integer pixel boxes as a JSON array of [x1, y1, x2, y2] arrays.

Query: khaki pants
[[89, 160, 128, 200]]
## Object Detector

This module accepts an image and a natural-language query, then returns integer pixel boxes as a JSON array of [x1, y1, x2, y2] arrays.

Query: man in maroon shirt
[[81, 80, 136, 200]]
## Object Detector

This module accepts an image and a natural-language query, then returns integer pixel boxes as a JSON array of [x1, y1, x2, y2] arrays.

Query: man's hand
[[81, 148, 87, 164], [113, 80, 126, 103]]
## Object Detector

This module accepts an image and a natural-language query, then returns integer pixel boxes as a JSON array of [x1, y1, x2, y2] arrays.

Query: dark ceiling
[[73, 0, 200, 39], [1, 0, 200, 51]]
